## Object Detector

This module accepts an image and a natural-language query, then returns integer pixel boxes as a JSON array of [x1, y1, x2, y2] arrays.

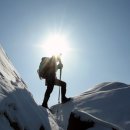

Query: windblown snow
[[0, 45, 129, 130]]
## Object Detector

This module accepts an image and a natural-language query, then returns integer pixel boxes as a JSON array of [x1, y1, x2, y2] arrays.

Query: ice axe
[[58, 68, 62, 103], [57, 53, 62, 104]]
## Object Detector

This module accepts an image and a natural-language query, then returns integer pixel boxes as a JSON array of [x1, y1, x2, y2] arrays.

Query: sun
[[42, 33, 70, 57]]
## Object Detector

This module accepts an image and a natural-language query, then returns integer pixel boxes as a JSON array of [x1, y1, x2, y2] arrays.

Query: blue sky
[[0, 0, 130, 106]]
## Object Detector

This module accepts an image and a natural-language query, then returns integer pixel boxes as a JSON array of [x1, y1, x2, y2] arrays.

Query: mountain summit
[[0, 46, 129, 130]]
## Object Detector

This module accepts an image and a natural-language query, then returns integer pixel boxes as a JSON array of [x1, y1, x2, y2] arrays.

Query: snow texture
[[68, 110, 124, 130]]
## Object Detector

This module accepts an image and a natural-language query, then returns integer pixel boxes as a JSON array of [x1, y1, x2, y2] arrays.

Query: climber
[[38, 54, 70, 108]]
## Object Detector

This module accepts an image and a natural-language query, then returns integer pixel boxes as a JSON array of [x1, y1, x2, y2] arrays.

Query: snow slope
[[51, 82, 130, 130], [0, 45, 129, 130], [0, 46, 61, 130]]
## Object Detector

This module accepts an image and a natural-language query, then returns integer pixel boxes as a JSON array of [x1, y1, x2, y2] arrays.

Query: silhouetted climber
[[38, 54, 70, 108]]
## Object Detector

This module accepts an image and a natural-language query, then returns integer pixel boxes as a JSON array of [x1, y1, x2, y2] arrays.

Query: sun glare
[[42, 33, 70, 57]]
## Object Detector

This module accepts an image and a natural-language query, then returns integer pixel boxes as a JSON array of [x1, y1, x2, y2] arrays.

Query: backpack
[[37, 57, 50, 79]]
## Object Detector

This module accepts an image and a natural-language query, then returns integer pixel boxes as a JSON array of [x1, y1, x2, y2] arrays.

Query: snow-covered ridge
[[52, 82, 130, 130], [81, 82, 129, 96], [0, 46, 61, 130], [0, 46, 26, 89], [0, 45, 129, 130]]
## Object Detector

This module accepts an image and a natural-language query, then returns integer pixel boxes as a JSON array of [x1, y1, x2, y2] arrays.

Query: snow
[[0, 46, 61, 130], [51, 82, 130, 130], [71, 110, 124, 130], [0, 45, 130, 130]]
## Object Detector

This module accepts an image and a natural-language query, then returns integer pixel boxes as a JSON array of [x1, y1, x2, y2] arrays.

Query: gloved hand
[[57, 63, 63, 69]]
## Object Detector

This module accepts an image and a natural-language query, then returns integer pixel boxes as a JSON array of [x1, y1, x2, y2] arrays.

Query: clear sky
[[0, 0, 130, 106]]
